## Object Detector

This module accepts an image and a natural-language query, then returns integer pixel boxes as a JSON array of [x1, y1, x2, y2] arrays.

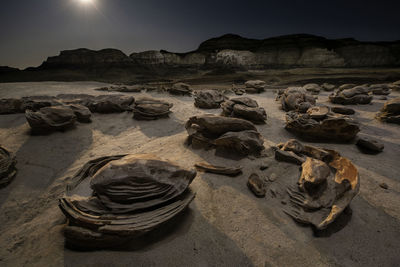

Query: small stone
[[247, 173, 266, 197], [268, 173, 277, 182], [379, 183, 388, 190], [356, 137, 384, 154]]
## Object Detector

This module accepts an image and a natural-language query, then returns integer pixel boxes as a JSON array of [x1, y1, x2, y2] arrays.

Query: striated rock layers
[[59, 154, 196, 249]]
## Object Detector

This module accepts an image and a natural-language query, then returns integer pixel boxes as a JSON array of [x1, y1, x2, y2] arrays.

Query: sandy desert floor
[[0, 81, 399, 267]]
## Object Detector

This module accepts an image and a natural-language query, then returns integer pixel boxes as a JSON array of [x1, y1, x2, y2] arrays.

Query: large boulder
[[59, 154, 196, 249], [285, 111, 360, 142], [25, 106, 77, 134], [185, 114, 263, 156], [244, 80, 266, 93], [279, 87, 316, 113], [0, 146, 17, 188], [132, 97, 173, 120], [221, 97, 267, 124], [376, 97, 400, 124], [329, 85, 372, 105], [194, 90, 226, 109]]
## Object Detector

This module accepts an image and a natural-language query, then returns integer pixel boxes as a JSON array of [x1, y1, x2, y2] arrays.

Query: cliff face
[[33, 34, 400, 71]]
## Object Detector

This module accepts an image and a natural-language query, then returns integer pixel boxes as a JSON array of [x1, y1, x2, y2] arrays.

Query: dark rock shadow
[[0, 124, 93, 208], [0, 114, 27, 129], [63, 203, 253, 266], [313, 206, 353, 237], [133, 113, 185, 138]]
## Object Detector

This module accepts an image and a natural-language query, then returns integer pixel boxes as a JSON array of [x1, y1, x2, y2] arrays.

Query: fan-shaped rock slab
[[285, 111, 359, 142], [376, 97, 400, 124], [0, 146, 17, 188], [25, 106, 77, 134], [329, 86, 372, 105], [59, 154, 196, 249], [221, 97, 267, 124], [132, 97, 173, 120], [194, 90, 226, 109]]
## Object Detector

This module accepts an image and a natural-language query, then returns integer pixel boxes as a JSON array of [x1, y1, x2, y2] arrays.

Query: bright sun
[[79, 0, 94, 4]]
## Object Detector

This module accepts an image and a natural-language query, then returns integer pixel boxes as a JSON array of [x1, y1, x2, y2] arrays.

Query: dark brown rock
[[0, 146, 17, 188], [221, 97, 267, 124], [25, 106, 77, 134], [329, 86, 372, 105], [285, 111, 360, 142], [67, 104, 92, 123], [132, 97, 173, 120], [356, 137, 384, 154], [331, 106, 355, 115], [247, 173, 266, 197], [194, 90, 226, 109], [275, 149, 306, 165], [168, 83, 192, 96], [215, 130, 264, 156], [279, 87, 316, 113], [376, 97, 400, 124]]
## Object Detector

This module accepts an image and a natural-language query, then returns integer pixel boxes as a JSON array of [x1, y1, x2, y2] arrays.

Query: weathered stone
[[59, 154, 196, 249], [247, 173, 266, 197], [321, 83, 336, 91], [356, 137, 384, 154], [279, 87, 316, 112], [132, 97, 173, 120], [88, 95, 135, 113], [0, 146, 17, 188], [194, 90, 226, 109], [25, 106, 77, 134], [306, 106, 330, 120], [303, 83, 321, 94], [376, 97, 400, 124], [329, 86, 372, 105], [244, 80, 266, 93], [195, 162, 242, 176], [168, 82, 192, 96], [285, 111, 360, 142], [331, 106, 355, 115], [221, 97, 266, 124], [284, 145, 360, 230], [215, 130, 264, 156], [66, 104, 92, 123]]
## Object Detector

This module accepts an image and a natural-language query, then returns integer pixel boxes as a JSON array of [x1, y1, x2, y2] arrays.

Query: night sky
[[1, 0, 400, 68]]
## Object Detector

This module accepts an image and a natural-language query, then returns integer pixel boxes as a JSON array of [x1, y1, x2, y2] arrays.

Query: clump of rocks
[[376, 97, 400, 124], [185, 114, 264, 156], [221, 97, 267, 124], [285, 107, 360, 142], [329, 85, 372, 105]]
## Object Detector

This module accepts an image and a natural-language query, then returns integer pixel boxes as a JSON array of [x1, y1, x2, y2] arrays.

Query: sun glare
[[79, 0, 94, 5]]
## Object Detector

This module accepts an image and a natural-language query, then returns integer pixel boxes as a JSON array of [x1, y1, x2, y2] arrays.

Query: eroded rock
[[331, 106, 355, 115], [194, 90, 226, 109], [356, 137, 384, 154], [244, 80, 266, 93], [376, 97, 400, 124], [247, 173, 266, 197], [132, 97, 173, 120], [0, 146, 17, 188], [25, 106, 77, 134], [285, 111, 359, 142], [168, 83, 192, 96], [303, 83, 321, 94], [279, 87, 316, 113], [195, 162, 242, 176], [59, 154, 196, 249], [221, 97, 267, 124], [329, 86, 372, 105], [321, 83, 336, 91]]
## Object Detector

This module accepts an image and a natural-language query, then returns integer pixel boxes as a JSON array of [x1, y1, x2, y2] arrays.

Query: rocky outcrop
[[25, 106, 77, 134], [329, 86, 372, 105], [221, 97, 267, 124], [194, 90, 226, 109], [376, 97, 400, 124]]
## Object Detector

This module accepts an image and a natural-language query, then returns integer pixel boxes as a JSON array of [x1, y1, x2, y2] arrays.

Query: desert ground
[[0, 78, 399, 267]]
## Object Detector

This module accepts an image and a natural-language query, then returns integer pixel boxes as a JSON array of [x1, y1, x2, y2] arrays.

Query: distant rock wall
[[36, 34, 400, 70]]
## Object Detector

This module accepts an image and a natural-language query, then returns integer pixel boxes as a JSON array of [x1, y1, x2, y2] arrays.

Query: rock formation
[[247, 173, 266, 197], [167, 83, 192, 96], [185, 115, 264, 156], [132, 97, 173, 120], [194, 90, 226, 109], [303, 83, 321, 95], [285, 110, 360, 142], [59, 154, 196, 249], [221, 97, 267, 124], [278, 87, 316, 113], [356, 137, 384, 154], [0, 146, 17, 188], [244, 80, 266, 93], [194, 162, 242, 176], [276, 140, 360, 230], [329, 85, 372, 105], [25, 106, 77, 134], [376, 97, 400, 124]]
